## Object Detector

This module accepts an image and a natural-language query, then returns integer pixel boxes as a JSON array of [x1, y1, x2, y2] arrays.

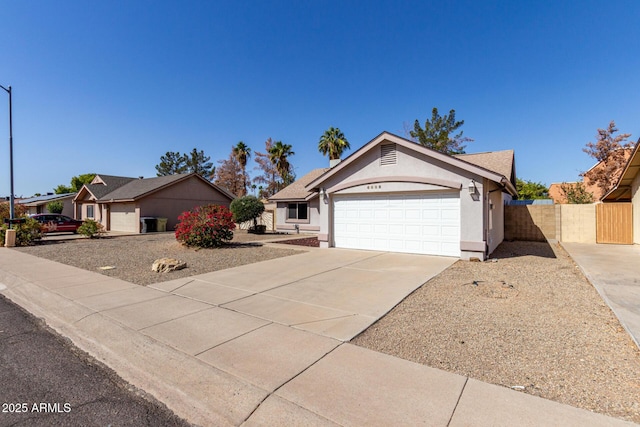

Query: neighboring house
[[269, 168, 330, 234], [18, 193, 76, 217], [273, 131, 517, 260], [548, 182, 592, 204], [602, 140, 640, 244], [73, 173, 235, 233], [549, 148, 633, 203]]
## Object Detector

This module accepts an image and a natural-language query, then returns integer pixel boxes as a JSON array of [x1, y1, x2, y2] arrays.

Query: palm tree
[[318, 127, 350, 161], [233, 141, 251, 195], [268, 141, 295, 186]]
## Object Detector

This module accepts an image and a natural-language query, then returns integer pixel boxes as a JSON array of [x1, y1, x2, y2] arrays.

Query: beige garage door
[[110, 203, 138, 232]]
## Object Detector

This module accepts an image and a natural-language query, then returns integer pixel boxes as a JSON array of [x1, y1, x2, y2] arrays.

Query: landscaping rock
[[152, 258, 186, 273]]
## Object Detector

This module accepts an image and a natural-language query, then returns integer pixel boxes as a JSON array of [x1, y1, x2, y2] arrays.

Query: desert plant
[[46, 200, 64, 214], [175, 204, 236, 248], [230, 196, 265, 231], [0, 217, 42, 246], [77, 219, 105, 238]]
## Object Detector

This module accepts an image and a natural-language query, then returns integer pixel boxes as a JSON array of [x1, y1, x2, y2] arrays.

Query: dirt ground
[[352, 241, 640, 423]]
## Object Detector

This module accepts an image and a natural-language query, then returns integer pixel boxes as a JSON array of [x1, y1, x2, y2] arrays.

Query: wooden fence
[[596, 203, 633, 244], [505, 203, 633, 244]]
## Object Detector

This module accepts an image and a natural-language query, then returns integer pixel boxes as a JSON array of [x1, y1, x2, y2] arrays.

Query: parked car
[[30, 214, 84, 233]]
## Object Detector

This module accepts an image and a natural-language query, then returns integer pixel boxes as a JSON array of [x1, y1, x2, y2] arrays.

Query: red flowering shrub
[[175, 204, 235, 248]]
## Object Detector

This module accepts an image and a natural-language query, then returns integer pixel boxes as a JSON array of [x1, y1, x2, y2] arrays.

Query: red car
[[31, 214, 84, 233]]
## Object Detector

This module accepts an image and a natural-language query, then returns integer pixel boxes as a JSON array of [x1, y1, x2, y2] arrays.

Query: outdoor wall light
[[468, 179, 477, 194]]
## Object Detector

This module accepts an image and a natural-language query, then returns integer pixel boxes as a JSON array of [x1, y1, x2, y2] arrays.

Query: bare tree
[[214, 150, 246, 197], [582, 121, 633, 196], [253, 138, 281, 198]]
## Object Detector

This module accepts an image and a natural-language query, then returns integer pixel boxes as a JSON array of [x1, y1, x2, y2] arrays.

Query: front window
[[287, 203, 308, 220], [87, 205, 94, 219]]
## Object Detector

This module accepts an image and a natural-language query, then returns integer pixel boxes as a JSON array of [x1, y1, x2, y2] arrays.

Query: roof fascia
[[602, 139, 640, 201], [306, 131, 514, 194], [73, 185, 95, 202]]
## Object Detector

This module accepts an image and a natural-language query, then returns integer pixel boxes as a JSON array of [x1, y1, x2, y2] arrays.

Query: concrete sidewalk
[[562, 242, 640, 349], [0, 248, 635, 426]]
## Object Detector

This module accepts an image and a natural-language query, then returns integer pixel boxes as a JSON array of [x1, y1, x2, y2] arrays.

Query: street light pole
[[0, 84, 14, 224]]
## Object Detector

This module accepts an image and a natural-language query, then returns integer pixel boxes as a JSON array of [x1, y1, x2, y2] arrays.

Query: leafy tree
[[54, 173, 96, 194], [230, 195, 265, 230], [560, 181, 594, 204], [253, 138, 281, 198], [582, 120, 633, 196], [269, 141, 295, 186], [318, 127, 350, 160], [409, 107, 472, 154], [233, 141, 252, 195], [516, 178, 549, 200], [215, 150, 246, 197], [46, 200, 64, 214], [54, 184, 73, 194], [156, 151, 187, 176]]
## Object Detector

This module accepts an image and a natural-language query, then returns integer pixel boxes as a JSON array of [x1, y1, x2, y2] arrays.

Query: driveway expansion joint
[[241, 343, 344, 426], [447, 376, 469, 426]]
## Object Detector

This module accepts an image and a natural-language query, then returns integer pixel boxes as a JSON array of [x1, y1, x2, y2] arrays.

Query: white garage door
[[333, 192, 460, 257], [110, 203, 138, 232]]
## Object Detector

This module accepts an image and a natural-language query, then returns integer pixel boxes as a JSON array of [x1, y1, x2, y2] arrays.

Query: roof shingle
[[269, 168, 330, 201]]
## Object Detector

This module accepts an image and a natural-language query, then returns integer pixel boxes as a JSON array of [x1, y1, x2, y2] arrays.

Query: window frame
[[286, 202, 309, 223], [86, 205, 94, 219]]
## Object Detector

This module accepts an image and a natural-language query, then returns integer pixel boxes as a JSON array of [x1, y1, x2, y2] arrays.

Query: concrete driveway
[[562, 242, 640, 348], [2, 247, 633, 426], [149, 247, 456, 341]]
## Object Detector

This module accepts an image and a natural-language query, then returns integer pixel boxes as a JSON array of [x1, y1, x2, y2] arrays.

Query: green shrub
[[46, 200, 64, 214], [77, 219, 105, 238], [230, 196, 265, 230], [0, 217, 43, 246], [175, 204, 235, 248]]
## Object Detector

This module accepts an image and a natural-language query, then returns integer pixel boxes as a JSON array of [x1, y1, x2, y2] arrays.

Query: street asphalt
[[0, 294, 191, 427]]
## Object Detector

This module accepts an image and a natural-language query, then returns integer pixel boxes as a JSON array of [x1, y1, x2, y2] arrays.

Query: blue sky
[[1, 1, 639, 197]]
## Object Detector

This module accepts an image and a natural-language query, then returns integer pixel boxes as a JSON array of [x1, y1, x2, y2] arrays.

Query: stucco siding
[[274, 198, 321, 233], [137, 177, 231, 231], [486, 183, 505, 254], [315, 144, 490, 258]]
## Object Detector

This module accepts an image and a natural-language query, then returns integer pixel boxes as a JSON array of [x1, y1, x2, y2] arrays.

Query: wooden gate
[[596, 203, 633, 244]]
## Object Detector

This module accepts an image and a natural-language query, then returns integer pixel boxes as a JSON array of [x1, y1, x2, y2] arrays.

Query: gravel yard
[[11, 233, 640, 422], [13, 231, 304, 286], [352, 241, 640, 423]]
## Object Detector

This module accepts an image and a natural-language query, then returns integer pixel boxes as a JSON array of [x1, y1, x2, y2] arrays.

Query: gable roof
[[454, 150, 516, 185], [83, 175, 137, 200], [96, 173, 236, 202], [602, 139, 640, 201], [269, 168, 330, 201], [305, 131, 517, 196]]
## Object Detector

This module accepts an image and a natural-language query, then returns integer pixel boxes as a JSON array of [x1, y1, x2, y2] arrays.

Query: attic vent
[[380, 143, 397, 165]]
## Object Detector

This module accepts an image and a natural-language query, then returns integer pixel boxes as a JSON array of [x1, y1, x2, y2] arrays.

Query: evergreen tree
[[410, 107, 472, 154], [155, 151, 187, 176]]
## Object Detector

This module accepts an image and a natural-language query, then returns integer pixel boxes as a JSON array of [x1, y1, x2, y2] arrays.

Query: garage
[[109, 203, 138, 232], [333, 192, 460, 257]]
